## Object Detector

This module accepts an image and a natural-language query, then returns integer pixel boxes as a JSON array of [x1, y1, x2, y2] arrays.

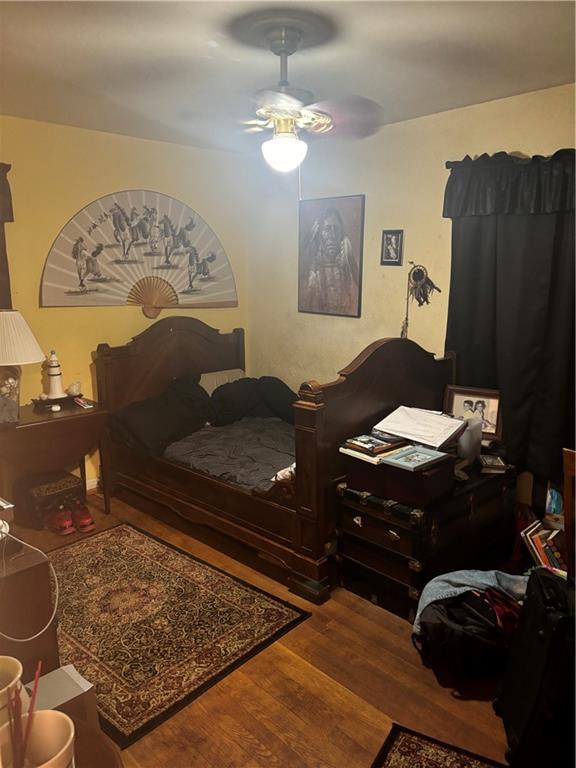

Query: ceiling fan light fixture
[[261, 131, 308, 173]]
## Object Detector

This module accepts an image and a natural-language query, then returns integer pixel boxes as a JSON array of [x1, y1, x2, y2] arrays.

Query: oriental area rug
[[50, 524, 309, 747], [371, 725, 506, 768]]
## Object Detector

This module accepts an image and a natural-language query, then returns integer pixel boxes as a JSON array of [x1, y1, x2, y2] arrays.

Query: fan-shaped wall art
[[40, 190, 238, 317]]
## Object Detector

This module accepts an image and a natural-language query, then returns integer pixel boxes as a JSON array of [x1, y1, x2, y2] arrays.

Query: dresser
[[337, 468, 516, 622]]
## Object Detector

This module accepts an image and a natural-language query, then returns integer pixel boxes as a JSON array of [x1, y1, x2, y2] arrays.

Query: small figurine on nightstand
[[39, 350, 67, 401]]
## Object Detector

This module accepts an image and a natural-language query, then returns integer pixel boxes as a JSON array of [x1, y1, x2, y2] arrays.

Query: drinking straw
[[22, 661, 42, 768]]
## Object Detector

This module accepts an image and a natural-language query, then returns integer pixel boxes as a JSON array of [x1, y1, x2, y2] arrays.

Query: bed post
[[93, 342, 115, 512], [289, 381, 337, 604]]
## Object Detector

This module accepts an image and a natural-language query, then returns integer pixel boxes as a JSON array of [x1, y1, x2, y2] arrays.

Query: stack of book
[[339, 431, 450, 472], [341, 432, 405, 458], [478, 455, 508, 474], [521, 521, 567, 572]]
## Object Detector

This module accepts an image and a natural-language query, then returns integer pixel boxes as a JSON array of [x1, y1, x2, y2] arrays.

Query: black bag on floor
[[494, 568, 575, 767], [414, 588, 521, 679]]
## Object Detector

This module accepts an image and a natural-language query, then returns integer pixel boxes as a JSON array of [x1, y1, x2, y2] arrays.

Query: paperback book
[[521, 521, 567, 572], [343, 434, 406, 455], [370, 428, 407, 445], [340, 443, 450, 472], [339, 446, 393, 465]]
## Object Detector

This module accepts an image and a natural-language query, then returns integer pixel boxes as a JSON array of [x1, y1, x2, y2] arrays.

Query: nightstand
[[0, 402, 109, 513], [337, 468, 516, 622]]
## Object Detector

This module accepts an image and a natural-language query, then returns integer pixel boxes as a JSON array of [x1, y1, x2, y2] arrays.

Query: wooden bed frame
[[94, 317, 454, 604]]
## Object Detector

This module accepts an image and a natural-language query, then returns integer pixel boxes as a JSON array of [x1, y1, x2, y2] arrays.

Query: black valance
[[0, 164, 14, 223], [443, 149, 574, 218]]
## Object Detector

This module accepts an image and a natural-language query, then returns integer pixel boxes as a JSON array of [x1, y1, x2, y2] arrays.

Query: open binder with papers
[[372, 406, 466, 449]]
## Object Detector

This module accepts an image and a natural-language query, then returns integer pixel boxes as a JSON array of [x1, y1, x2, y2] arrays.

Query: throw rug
[[50, 524, 309, 747], [371, 725, 506, 768]]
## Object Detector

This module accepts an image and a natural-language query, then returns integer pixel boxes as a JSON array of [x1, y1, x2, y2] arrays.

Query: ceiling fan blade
[[306, 95, 383, 139], [254, 88, 304, 112], [242, 118, 270, 127], [243, 125, 266, 134]]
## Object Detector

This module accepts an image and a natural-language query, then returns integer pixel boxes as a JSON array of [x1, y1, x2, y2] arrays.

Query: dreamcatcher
[[400, 262, 441, 339]]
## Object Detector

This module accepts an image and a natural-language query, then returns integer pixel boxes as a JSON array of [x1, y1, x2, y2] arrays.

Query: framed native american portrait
[[298, 194, 364, 318]]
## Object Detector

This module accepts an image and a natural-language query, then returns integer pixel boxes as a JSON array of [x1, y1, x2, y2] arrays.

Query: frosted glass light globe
[[261, 134, 308, 173]]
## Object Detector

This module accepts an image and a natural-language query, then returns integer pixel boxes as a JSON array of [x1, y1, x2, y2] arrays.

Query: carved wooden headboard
[[93, 317, 245, 412]]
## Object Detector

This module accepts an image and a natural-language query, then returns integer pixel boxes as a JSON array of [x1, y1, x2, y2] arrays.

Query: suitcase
[[337, 471, 516, 621], [341, 453, 455, 507], [494, 568, 575, 767]]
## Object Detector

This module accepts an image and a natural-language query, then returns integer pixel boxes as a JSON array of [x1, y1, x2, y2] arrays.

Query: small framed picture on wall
[[380, 230, 404, 266]]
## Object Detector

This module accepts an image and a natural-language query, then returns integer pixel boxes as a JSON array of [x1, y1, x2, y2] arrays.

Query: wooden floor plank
[[12, 495, 508, 767]]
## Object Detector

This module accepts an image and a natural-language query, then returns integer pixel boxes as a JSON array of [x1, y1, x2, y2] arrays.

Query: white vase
[[0, 710, 75, 768], [0, 657, 29, 730]]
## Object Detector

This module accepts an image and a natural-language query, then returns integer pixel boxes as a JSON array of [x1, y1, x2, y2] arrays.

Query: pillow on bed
[[258, 376, 298, 424], [112, 379, 212, 455], [211, 378, 274, 426], [199, 368, 246, 396], [211, 376, 298, 426]]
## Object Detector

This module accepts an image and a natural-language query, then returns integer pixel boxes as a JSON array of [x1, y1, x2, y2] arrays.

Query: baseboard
[[86, 478, 99, 492]]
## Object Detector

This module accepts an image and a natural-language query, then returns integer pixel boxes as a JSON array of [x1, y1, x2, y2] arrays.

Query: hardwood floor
[[13, 494, 508, 767]]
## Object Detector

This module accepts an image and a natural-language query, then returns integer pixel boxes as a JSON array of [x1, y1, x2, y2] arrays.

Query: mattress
[[163, 417, 295, 491]]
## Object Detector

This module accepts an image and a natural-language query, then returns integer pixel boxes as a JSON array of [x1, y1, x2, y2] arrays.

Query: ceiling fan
[[228, 8, 383, 172]]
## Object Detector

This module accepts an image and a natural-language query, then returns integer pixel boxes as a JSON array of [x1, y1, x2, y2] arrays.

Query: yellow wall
[[0, 115, 254, 480], [243, 84, 575, 390]]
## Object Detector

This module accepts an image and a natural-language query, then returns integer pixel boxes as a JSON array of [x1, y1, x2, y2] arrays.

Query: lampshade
[[0, 311, 45, 365], [261, 133, 308, 173]]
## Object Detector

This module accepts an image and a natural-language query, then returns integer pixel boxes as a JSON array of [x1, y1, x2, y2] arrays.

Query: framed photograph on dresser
[[444, 385, 502, 440]]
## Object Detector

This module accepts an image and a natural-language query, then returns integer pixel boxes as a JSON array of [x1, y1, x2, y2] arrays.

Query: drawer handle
[[386, 529, 400, 542], [352, 515, 363, 528]]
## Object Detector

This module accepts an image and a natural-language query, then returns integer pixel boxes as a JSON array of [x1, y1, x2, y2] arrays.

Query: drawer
[[340, 535, 425, 588], [340, 558, 420, 622], [340, 505, 418, 557]]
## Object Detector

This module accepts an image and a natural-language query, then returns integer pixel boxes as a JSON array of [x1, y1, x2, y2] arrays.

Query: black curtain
[[444, 149, 575, 482], [0, 163, 14, 309]]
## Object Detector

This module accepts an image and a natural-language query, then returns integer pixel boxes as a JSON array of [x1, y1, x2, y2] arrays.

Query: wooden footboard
[[290, 338, 455, 601]]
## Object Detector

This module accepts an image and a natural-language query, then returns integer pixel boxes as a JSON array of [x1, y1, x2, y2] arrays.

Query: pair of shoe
[[45, 502, 96, 536]]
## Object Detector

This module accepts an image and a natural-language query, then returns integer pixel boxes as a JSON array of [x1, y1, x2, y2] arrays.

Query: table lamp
[[0, 310, 45, 424]]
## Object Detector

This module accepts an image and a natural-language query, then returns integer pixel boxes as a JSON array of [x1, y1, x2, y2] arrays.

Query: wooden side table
[[0, 401, 109, 513]]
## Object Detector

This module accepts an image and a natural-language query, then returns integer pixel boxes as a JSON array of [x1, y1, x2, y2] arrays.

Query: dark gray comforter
[[163, 417, 295, 491]]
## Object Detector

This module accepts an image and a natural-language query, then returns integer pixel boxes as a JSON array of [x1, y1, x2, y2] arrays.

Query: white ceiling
[[0, 1, 574, 153]]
